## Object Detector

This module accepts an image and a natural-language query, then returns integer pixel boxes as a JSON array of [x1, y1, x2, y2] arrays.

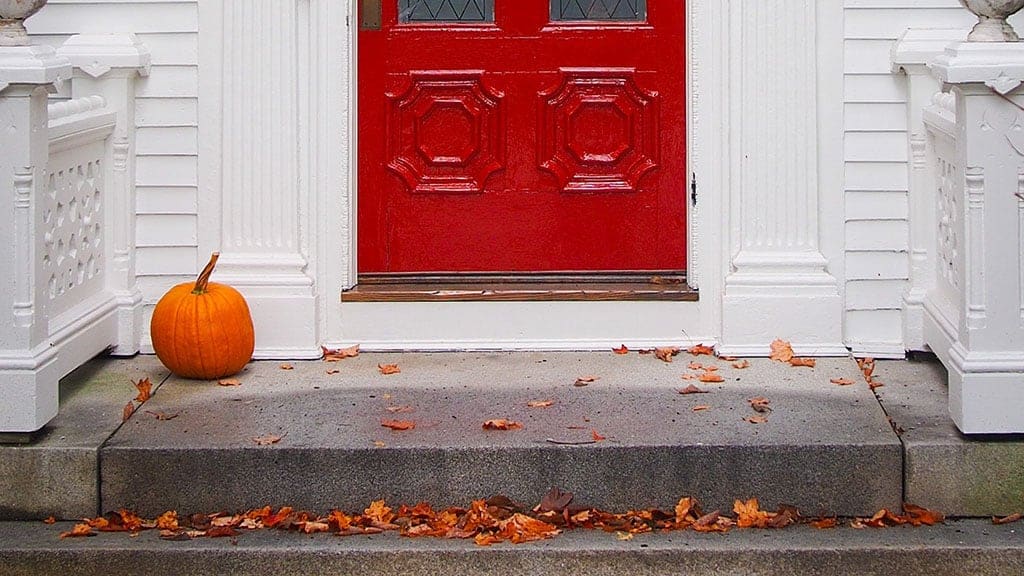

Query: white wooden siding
[[28, 0, 199, 317]]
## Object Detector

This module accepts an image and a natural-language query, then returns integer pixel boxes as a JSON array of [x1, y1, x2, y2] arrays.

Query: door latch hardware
[[361, 0, 382, 30]]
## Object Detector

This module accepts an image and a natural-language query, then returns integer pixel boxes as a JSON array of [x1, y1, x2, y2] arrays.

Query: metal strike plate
[[361, 0, 382, 30]]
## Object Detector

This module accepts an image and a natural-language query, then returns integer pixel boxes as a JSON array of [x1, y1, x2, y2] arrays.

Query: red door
[[358, 0, 685, 274]]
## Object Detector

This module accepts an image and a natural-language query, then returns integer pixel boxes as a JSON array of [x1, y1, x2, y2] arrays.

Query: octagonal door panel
[[358, 0, 685, 273]]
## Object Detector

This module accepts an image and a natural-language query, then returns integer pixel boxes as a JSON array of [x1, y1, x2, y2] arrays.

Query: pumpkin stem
[[193, 252, 220, 294]]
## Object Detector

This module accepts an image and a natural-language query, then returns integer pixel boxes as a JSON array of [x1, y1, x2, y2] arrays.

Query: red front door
[[358, 0, 685, 273]]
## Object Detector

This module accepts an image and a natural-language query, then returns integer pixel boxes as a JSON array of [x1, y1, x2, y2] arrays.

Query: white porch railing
[[0, 34, 148, 433]]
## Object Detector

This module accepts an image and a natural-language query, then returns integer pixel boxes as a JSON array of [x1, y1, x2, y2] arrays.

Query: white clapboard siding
[[28, 0, 199, 316], [843, 0, 985, 356]]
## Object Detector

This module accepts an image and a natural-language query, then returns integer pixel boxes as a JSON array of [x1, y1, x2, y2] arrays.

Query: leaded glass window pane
[[399, 0, 494, 23], [551, 0, 646, 21]]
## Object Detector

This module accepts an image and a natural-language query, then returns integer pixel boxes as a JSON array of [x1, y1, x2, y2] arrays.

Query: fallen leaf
[[655, 347, 681, 362], [744, 415, 768, 424], [788, 357, 816, 368], [381, 420, 415, 431], [769, 339, 794, 362], [385, 405, 415, 413], [692, 405, 711, 412], [378, 363, 401, 375], [133, 378, 153, 403], [698, 372, 725, 383], [218, 378, 242, 387], [811, 517, 838, 529], [326, 369, 340, 375], [301, 520, 331, 534], [830, 377, 855, 386], [144, 410, 179, 421], [155, 511, 179, 531], [869, 381, 885, 390], [732, 359, 750, 369], [536, 487, 574, 513], [591, 430, 606, 442], [681, 373, 698, 380], [252, 434, 284, 446], [483, 419, 523, 431], [612, 345, 629, 355], [679, 385, 707, 395], [688, 361, 704, 370], [527, 400, 555, 408], [122, 401, 135, 422], [616, 531, 634, 540], [748, 397, 772, 413], [323, 344, 360, 361], [687, 344, 715, 356], [574, 376, 599, 387], [734, 498, 771, 529], [59, 523, 95, 538], [206, 526, 238, 538], [280, 363, 294, 370], [43, 516, 56, 524], [993, 512, 1023, 525], [903, 503, 944, 526], [373, 440, 386, 448]]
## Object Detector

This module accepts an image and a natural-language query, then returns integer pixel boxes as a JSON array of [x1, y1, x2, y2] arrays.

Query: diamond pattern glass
[[399, 0, 494, 23], [551, 0, 646, 21]]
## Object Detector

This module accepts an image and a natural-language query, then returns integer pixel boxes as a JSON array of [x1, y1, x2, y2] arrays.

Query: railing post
[[58, 34, 151, 356], [0, 43, 71, 433]]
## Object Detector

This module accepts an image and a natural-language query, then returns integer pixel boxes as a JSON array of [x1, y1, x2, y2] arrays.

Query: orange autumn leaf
[[681, 373, 698, 380], [830, 377, 855, 386], [262, 507, 294, 528], [679, 384, 707, 395], [59, 523, 95, 538], [698, 372, 725, 383], [811, 517, 838, 529], [133, 378, 153, 403], [252, 434, 284, 446], [218, 378, 242, 387], [206, 526, 239, 538], [612, 345, 629, 355], [483, 419, 523, 431], [769, 339, 794, 362], [574, 376, 599, 387], [732, 359, 750, 369], [655, 347, 681, 362], [745, 415, 768, 424], [155, 511, 179, 531], [326, 369, 340, 375], [365, 500, 396, 524], [378, 363, 401, 375], [687, 344, 715, 356], [122, 401, 135, 422], [300, 520, 330, 534], [328, 510, 354, 531], [674, 497, 696, 526], [688, 361, 704, 370], [691, 511, 730, 533], [788, 357, 816, 368], [692, 405, 711, 412], [527, 400, 555, 408], [279, 363, 294, 370], [497, 513, 561, 544], [591, 430, 606, 442], [381, 419, 415, 431], [748, 397, 772, 413], [903, 503, 944, 526], [993, 512, 1023, 525], [869, 381, 885, 390], [733, 498, 771, 529], [322, 344, 360, 361], [43, 516, 56, 525]]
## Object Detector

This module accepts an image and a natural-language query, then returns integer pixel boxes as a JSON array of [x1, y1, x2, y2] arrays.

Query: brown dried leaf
[[252, 434, 284, 446], [43, 516, 56, 524], [687, 344, 715, 356], [381, 420, 415, 431], [698, 372, 725, 383], [378, 363, 401, 375], [811, 517, 838, 529], [145, 410, 179, 421], [679, 384, 707, 395], [133, 378, 153, 403], [483, 419, 523, 431], [591, 429, 606, 442], [122, 401, 135, 422], [993, 512, 1023, 525], [655, 347, 681, 362], [59, 523, 96, 538], [744, 415, 768, 424], [769, 339, 794, 362], [830, 377, 855, 386], [326, 369, 340, 375], [748, 397, 772, 413], [732, 359, 751, 369], [574, 376, 599, 387], [788, 357, 816, 368], [903, 503, 945, 526], [688, 361, 704, 370], [869, 381, 885, 391], [692, 405, 711, 412], [218, 378, 242, 387], [322, 344, 360, 361], [527, 400, 556, 408], [206, 526, 238, 538], [681, 373, 698, 381], [279, 363, 294, 370], [612, 345, 629, 355]]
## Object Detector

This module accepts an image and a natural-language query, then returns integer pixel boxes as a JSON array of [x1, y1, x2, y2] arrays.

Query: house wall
[[27, 0, 199, 349]]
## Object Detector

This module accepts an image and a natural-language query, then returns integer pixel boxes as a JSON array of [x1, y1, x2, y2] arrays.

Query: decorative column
[[198, 0, 319, 358], [0, 2, 72, 432], [718, 0, 845, 356], [926, 34, 1024, 433], [58, 34, 150, 356]]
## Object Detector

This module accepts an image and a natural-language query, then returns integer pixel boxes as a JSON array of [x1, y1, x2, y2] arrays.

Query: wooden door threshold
[[341, 273, 699, 302]]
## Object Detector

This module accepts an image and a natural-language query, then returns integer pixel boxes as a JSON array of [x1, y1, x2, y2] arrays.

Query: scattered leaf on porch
[[386, 405, 415, 413], [681, 373, 698, 380], [830, 377, 855, 386], [687, 344, 715, 356], [692, 405, 711, 412], [381, 420, 415, 431], [252, 434, 285, 446], [857, 357, 877, 382], [869, 381, 885, 391], [43, 516, 56, 525], [688, 361, 704, 370], [811, 517, 838, 529], [373, 440, 387, 448], [616, 531, 634, 540], [679, 384, 707, 395], [145, 410, 179, 421], [483, 419, 523, 431], [323, 344, 360, 361], [591, 430, 606, 442], [574, 376, 599, 387], [748, 397, 772, 413], [207, 526, 239, 538], [734, 498, 772, 529], [789, 358, 816, 368], [378, 364, 401, 375], [218, 378, 242, 387], [527, 400, 556, 408], [154, 511, 179, 531], [326, 369, 340, 375], [769, 339, 794, 362], [699, 372, 725, 383], [732, 359, 750, 369], [122, 401, 135, 422], [133, 378, 153, 403], [59, 523, 96, 538], [744, 415, 768, 425], [903, 503, 944, 526], [279, 363, 294, 371], [655, 347, 681, 362], [612, 345, 629, 355], [993, 512, 1023, 525]]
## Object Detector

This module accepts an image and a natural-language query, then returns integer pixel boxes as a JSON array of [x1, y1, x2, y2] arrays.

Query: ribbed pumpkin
[[150, 252, 255, 379]]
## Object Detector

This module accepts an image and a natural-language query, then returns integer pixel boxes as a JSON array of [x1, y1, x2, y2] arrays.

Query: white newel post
[[58, 34, 150, 356], [0, 33, 72, 430], [926, 34, 1024, 432], [718, 0, 845, 356], [198, 0, 320, 358]]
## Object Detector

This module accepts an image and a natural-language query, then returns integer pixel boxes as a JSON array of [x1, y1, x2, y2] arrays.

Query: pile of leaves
[[57, 490, 949, 545]]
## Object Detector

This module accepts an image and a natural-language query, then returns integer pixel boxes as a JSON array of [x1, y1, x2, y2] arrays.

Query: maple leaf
[[655, 347, 681, 362], [732, 359, 750, 369], [574, 375, 599, 387], [687, 344, 715, 356], [262, 507, 294, 528], [830, 377, 855, 386], [322, 344, 360, 361], [155, 511, 179, 531], [252, 433, 285, 446], [591, 430, 606, 442], [734, 498, 771, 529], [378, 363, 401, 375], [381, 419, 415, 431], [691, 511, 729, 533], [527, 400, 555, 408], [279, 363, 294, 370], [903, 503, 944, 526], [145, 410, 179, 421], [748, 397, 772, 413], [674, 497, 696, 526], [612, 345, 629, 355], [364, 500, 396, 525], [698, 372, 725, 383], [769, 339, 794, 362], [745, 415, 768, 424], [218, 378, 242, 387], [483, 419, 523, 431], [789, 357, 816, 368], [692, 405, 711, 412], [679, 384, 707, 395], [122, 401, 135, 422], [993, 512, 1023, 525], [59, 523, 95, 538], [133, 378, 153, 403], [497, 513, 561, 544]]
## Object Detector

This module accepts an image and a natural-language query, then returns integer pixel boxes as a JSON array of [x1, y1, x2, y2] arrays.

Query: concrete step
[[2, 519, 1022, 576]]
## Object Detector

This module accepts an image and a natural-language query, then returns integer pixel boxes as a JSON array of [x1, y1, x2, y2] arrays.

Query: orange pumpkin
[[150, 252, 255, 379]]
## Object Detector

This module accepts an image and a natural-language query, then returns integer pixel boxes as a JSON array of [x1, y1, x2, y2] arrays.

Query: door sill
[[341, 273, 698, 302]]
